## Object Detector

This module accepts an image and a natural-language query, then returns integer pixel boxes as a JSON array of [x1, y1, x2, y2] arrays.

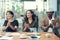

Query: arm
[[9, 25, 18, 30], [2, 26, 8, 31], [23, 23, 30, 32], [53, 18, 60, 28], [42, 25, 48, 30], [9, 20, 19, 31], [23, 27, 27, 32], [41, 19, 49, 30], [2, 20, 9, 31]]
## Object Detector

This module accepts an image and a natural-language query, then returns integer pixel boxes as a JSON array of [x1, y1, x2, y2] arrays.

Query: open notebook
[[0, 37, 13, 40]]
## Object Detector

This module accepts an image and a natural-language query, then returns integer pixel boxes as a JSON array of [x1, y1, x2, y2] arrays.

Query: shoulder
[[14, 20, 18, 22], [43, 17, 48, 21], [34, 16, 38, 21], [54, 18, 60, 22], [55, 18, 59, 20], [4, 20, 8, 22]]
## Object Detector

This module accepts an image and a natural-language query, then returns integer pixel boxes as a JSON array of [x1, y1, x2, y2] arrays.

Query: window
[[0, 0, 24, 31], [21, 0, 35, 1], [44, 0, 47, 2]]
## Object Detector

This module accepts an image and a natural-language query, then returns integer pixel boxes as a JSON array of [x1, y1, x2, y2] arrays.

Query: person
[[41, 11, 60, 37], [23, 22, 31, 32], [2, 11, 19, 32], [23, 10, 38, 32]]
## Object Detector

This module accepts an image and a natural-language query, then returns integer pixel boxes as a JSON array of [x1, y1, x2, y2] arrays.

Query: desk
[[0, 32, 60, 40], [40, 32, 60, 40]]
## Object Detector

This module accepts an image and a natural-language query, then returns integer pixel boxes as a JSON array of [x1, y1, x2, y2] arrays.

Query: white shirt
[[49, 17, 55, 25], [48, 17, 55, 32]]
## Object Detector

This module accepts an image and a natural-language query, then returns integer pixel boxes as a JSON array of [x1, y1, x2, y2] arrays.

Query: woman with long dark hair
[[2, 11, 19, 32], [23, 10, 38, 32]]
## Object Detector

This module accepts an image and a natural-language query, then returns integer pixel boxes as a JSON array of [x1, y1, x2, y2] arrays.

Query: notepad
[[11, 33, 20, 36], [0, 37, 13, 40]]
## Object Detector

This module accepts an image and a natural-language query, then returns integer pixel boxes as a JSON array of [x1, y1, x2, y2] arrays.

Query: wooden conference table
[[0, 32, 60, 40]]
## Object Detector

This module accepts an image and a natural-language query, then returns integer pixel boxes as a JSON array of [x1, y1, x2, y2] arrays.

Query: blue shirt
[[3, 20, 19, 32]]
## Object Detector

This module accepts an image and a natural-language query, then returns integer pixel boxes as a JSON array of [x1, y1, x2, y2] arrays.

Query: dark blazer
[[23, 16, 38, 31]]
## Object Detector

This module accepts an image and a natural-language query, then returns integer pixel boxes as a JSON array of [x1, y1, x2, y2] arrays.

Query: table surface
[[0, 32, 60, 40]]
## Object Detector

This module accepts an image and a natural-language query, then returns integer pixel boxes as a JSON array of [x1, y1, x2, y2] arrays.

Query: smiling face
[[6, 12, 13, 19], [26, 11, 33, 18]]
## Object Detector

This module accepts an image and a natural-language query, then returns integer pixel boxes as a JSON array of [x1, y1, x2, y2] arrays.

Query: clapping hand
[[7, 22, 11, 27]]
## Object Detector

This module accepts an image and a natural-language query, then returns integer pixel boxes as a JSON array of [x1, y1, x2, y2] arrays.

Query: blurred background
[[0, 0, 60, 32]]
